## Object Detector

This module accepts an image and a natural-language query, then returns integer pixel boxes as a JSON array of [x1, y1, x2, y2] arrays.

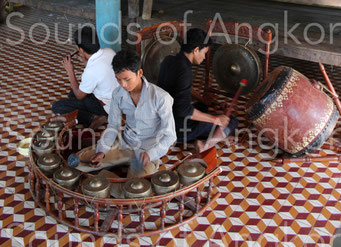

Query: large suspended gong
[[212, 44, 262, 95], [142, 36, 181, 84]]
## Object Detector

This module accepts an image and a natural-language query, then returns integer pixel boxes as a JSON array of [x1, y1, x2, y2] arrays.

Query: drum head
[[142, 36, 181, 84], [212, 44, 262, 95]]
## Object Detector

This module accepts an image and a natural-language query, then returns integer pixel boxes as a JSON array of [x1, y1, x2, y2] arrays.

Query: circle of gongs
[[212, 43, 262, 95], [142, 36, 181, 84]]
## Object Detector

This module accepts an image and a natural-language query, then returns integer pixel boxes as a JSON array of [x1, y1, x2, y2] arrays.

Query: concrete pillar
[[96, 0, 121, 52]]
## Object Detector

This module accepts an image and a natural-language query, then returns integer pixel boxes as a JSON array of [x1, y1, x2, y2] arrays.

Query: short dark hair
[[112, 50, 141, 74], [73, 26, 100, 55], [181, 28, 212, 53]]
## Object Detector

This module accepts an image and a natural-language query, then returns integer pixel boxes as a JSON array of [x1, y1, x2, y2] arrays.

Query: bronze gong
[[177, 160, 206, 186], [42, 121, 64, 133], [123, 178, 152, 199], [37, 153, 61, 175], [212, 43, 262, 95], [36, 129, 56, 142], [142, 36, 181, 84], [32, 139, 55, 156], [82, 176, 111, 198], [53, 167, 81, 190], [151, 170, 179, 195]]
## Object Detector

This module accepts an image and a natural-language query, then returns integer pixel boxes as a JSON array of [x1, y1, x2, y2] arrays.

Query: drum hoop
[[246, 66, 292, 121]]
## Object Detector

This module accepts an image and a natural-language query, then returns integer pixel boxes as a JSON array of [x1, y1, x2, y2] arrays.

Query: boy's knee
[[229, 116, 239, 131], [52, 100, 63, 114]]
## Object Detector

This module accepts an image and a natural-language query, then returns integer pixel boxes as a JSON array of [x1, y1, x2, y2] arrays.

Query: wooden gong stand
[[28, 111, 222, 240], [271, 63, 341, 164], [135, 20, 184, 57]]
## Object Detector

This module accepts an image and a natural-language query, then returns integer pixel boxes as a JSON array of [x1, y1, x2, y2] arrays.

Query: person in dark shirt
[[158, 28, 238, 152]]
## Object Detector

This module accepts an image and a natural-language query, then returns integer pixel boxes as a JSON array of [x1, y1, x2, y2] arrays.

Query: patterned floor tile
[[2, 5, 341, 247]]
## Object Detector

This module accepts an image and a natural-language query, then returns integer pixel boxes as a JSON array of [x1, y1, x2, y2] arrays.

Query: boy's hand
[[62, 55, 74, 76], [140, 152, 150, 166], [213, 115, 230, 128], [90, 152, 105, 168], [77, 53, 88, 66]]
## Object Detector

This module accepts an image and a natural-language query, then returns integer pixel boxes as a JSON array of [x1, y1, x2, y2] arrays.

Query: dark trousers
[[176, 102, 239, 143], [52, 90, 107, 126]]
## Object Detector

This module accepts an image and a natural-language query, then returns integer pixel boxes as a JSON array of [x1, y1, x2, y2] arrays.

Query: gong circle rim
[[212, 43, 262, 95]]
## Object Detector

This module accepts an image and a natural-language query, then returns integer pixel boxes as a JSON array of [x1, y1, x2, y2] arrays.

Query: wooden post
[[207, 179, 212, 204], [58, 192, 63, 220], [128, 0, 139, 18], [74, 199, 79, 227], [118, 205, 123, 239], [94, 203, 100, 232], [139, 204, 145, 234], [28, 163, 35, 193], [0, 0, 5, 23], [35, 174, 40, 201], [196, 187, 201, 214], [179, 194, 185, 223], [142, 0, 153, 20], [96, 0, 121, 51], [161, 200, 166, 230], [45, 183, 50, 211]]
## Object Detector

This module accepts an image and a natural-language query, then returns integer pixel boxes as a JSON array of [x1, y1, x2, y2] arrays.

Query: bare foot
[[195, 140, 208, 154], [224, 136, 238, 147], [89, 115, 107, 130]]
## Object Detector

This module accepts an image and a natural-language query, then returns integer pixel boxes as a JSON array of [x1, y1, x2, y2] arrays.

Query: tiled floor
[[1, 6, 341, 247]]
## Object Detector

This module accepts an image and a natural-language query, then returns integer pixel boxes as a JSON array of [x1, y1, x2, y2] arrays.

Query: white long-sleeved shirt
[[96, 77, 177, 161], [79, 48, 119, 113]]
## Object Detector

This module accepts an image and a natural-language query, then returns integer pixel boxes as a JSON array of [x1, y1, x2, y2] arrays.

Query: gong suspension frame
[[135, 20, 185, 57], [28, 116, 221, 239], [269, 63, 341, 164], [202, 20, 272, 104]]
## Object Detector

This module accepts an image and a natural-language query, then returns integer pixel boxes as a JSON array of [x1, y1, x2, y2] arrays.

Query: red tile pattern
[[1, 6, 341, 247]]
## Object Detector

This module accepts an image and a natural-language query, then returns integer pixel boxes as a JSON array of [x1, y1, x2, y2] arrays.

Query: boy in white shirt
[[52, 26, 119, 129]]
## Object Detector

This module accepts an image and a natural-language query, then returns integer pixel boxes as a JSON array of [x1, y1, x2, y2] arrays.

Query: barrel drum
[[246, 66, 339, 156]]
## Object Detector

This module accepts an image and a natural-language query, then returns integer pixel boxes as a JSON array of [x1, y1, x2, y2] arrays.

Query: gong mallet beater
[[319, 62, 341, 152], [198, 79, 248, 152], [223, 79, 248, 118], [319, 62, 341, 115]]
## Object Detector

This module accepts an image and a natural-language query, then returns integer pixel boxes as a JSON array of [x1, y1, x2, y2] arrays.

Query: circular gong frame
[[27, 119, 222, 239]]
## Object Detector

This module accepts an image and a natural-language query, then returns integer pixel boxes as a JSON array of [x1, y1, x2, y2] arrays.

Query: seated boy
[[91, 50, 176, 177], [158, 28, 238, 152], [52, 26, 119, 129]]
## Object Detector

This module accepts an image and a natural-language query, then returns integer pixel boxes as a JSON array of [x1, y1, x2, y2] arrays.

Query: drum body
[[246, 66, 339, 156]]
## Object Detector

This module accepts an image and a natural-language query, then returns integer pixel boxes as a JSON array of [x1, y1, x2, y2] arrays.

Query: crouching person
[[52, 26, 119, 129], [91, 50, 177, 177]]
